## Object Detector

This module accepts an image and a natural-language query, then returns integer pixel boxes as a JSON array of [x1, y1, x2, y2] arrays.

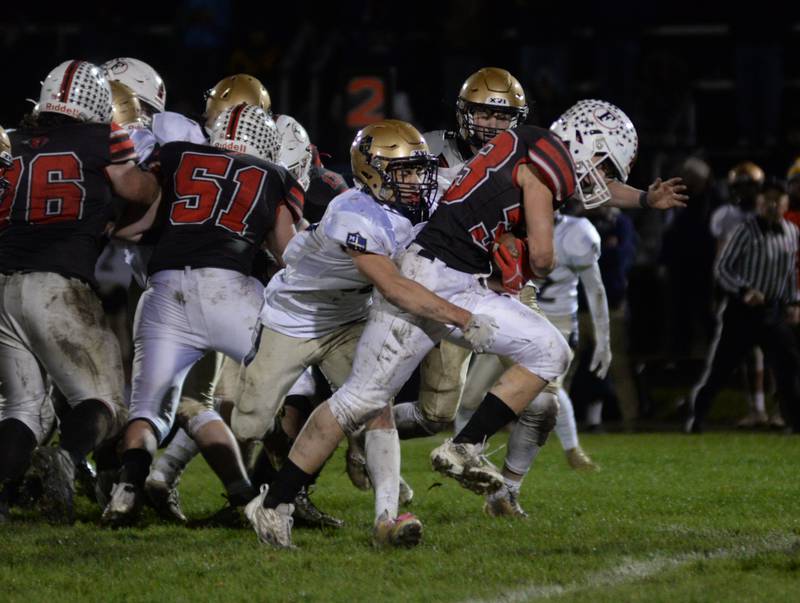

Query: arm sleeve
[[526, 130, 577, 202], [109, 122, 138, 164], [278, 169, 305, 224], [715, 223, 751, 294], [578, 262, 610, 343]]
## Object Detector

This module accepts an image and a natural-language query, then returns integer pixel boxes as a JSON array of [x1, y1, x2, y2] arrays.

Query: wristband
[[638, 190, 650, 209]]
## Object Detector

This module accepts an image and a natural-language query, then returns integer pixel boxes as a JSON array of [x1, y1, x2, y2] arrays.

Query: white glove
[[462, 314, 499, 353], [590, 335, 612, 379]]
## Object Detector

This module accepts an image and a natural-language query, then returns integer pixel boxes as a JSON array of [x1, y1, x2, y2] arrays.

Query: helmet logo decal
[[593, 108, 620, 130], [107, 60, 129, 74], [486, 96, 510, 106]]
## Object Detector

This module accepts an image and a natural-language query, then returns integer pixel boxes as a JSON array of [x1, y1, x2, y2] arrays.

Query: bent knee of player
[[519, 392, 558, 447], [328, 388, 386, 435], [519, 329, 571, 382]]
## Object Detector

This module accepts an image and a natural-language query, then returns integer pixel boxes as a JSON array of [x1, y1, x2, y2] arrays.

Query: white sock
[[554, 388, 579, 451], [753, 392, 766, 414], [586, 401, 603, 426], [365, 428, 400, 522], [149, 429, 198, 485], [504, 476, 521, 494]]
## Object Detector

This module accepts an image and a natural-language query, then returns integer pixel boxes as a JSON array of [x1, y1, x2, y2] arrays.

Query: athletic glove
[[462, 313, 499, 353]]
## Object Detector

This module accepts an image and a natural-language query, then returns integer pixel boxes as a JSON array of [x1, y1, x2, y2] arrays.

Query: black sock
[[263, 459, 312, 509], [59, 399, 113, 461], [0, 419, 38, 483], [119, 449, 153, 489], [453, 393, 517, 445]]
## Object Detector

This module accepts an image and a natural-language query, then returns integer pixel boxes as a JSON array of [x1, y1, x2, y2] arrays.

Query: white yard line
[[460, 534, 799, 603]]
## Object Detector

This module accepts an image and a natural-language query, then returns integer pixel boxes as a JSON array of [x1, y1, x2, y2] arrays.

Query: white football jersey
[[263, 188, 417, 338], [151, 111, 206, 146], [125, 125, 157, 164], [424, 130, 471, 209], [533, 215, 601, 317]]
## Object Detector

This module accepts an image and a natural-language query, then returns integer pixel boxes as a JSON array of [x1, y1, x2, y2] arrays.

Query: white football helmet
[[208, 103, 280, 163], [102, 57, 166, 115], [37, 60, 112, 124], [550, 99, 638, 208], [276, 114, 312, 190]]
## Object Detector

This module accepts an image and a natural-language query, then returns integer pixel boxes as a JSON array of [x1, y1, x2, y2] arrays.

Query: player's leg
[[394, 342, 472, 438], [454, 353, 507, 433], [104, 272, 205, 525], [247, 296, 442, 548], [21, 273, 126, 522], [433, 289, 570, 494]]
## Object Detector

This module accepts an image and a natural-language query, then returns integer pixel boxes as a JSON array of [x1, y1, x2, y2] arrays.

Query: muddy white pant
[[328, 245, 571, 434], [128, 268, 263, 443], [0, 272, 126, 443]]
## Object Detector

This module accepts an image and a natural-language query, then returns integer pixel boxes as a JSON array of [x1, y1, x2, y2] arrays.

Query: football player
[[236, 120, 448, 547], [251, 99, 689, 548], [456, 207, 610, 516], [101, 104, 303, 526], [0, 60, 159, 523]]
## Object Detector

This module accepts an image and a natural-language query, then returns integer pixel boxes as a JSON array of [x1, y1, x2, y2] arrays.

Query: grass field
[[2, 431, 799, 602]]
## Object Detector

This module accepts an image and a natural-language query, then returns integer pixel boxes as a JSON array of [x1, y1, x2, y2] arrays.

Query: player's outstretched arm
[[607, 178, 688, 210], [349, 250, 472, 330], [106, 160, 161, 206], [519, 164, 556, 278]]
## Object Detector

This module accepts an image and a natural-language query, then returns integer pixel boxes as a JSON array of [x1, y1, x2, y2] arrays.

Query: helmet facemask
[[457, 100, 526, 148], [357, 135, 437, 224]]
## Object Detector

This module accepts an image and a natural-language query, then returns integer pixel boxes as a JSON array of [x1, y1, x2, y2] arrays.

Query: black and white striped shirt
[[715, 215, 800, 304]]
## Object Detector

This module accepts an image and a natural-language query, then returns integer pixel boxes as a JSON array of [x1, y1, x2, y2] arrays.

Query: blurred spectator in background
[[785, 157, 800, 228], [660, 157, 716, 360], [687, 180, 800, 434]]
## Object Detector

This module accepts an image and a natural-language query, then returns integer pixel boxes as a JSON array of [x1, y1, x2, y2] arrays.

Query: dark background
[[3, 1, 799, 420]]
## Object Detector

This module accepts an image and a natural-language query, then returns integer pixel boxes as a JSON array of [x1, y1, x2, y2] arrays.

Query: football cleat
[[101, 482, 143, 527], [483, 486, 528, 518], [430, 438, 503, 495], [345, 437, 371, 491], [94, 469, 117, 509], [398, 476, 414, 507], [565, 447, 599, 471], [372, 511, 423, 548], [31, 447, 76, 524], [736, 411, 769, 429], [74, 456, 98, 502], [292, 487, 343, 529], [145, 478, 187, 523], [244, 485, 295, 549]]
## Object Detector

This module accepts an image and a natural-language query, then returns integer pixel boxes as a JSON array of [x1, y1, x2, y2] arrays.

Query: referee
[[687, 180, 800, 433]]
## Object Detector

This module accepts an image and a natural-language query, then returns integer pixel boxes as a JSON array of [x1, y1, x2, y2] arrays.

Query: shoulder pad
[[559, 216, 601, 268], [151, 111, 206, 145], [322, 190, 395, 255]]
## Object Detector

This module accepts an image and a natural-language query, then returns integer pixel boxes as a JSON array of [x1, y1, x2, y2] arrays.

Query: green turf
[[2, 433, 799, 602]]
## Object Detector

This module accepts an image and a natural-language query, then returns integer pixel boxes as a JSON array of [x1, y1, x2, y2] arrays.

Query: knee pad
[[519, 392, 559, 447], [186, 410, 223, 439], [176, 396, 214, 431], [328, 388, 385, 435]]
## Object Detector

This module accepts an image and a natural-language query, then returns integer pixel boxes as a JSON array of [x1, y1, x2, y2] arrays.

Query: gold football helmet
[[0, 126, 12, 196], [110, 81, 144, 128], [204, 74, 271, 129], [727, 161, 765, 186], [786, 157, 800, 182], [456, 67, 528, 147], [350, 119, 437, 224]]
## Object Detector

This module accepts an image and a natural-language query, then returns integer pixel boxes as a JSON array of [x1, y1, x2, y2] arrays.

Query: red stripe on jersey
[[535, 137, 576, 196], [226, 104, 245, 141], [284, 185, 305, 223], [58, 60, 81, 103], [108, 123, 137, 164]]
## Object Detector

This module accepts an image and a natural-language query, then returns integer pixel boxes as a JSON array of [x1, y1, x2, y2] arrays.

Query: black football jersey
[[0, 122, 137, 285], [148, 141, 304, 276], [415, 126, 576, 274], [303, 165, 349, 224]]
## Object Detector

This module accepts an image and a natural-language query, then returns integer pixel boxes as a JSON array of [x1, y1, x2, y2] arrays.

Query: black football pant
[[691, 297, 800, 431]]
